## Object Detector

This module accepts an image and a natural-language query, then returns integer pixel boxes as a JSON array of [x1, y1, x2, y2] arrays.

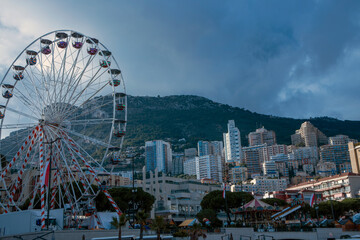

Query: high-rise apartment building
[[197, 141, 224, 157], [172, 153, 184, 175], [183, 157, 197, 176], [223, 120, 242, 163], [348, 142, 360, 174], [184, 148, 197, 160], [329, 135, 357, 145], [320, 144, 350, 174], [291, 146, 319, 166], [243, 149, 262, 176], [195, 155, 223, 183], [291, 121, 327, 147], [229, 166, 248, 184], [145, 140, 172, 173], [263, 160, 277, 176], [248, 127, 276, 146]]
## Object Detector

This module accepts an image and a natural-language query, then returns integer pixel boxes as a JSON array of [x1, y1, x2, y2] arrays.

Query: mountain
[[2, 95, 360, 160], [124, 95, 360, 149]]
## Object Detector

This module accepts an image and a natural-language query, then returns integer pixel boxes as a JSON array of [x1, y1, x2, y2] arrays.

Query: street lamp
[[130, 153, 140, 227]]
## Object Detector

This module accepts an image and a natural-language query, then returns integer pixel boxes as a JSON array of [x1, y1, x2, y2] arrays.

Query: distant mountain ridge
[[125, 95, 360, 149]]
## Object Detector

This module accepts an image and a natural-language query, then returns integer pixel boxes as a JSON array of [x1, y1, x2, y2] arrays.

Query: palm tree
[[150, 216, 166, 240], [136, 210, 149, 240], [189, 223, 205, 240], [110, 214, 128, 240]]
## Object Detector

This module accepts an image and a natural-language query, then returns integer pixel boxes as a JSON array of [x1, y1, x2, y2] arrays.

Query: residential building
[[248, 127, 276, 146], [265, 144, 288, 161], [263, 160, 277, 176], [183, 157, 197, 176], [349, 142, 360, 174], [184, 148, 197, 160], [286, 173, 360, 201], [316, 161, 337, 177], [223, 120, 242, 163], [142, 167, 221, 219], [270, 153, 289, 177], [229, 166, 248, 184], [195, 155, 223, 183], [243, 149, 262, 175], [320, 144, 350, 173], [329, 135, 357, 145], [197, 141, 224, 157], [291, 121, 327, 147], [231, 176, 287, 195], [172, 153, 184, 175], [145, 140, 172, 173]]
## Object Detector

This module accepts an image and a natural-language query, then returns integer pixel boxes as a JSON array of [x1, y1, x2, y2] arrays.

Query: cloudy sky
[[1, 0, 360, 120]]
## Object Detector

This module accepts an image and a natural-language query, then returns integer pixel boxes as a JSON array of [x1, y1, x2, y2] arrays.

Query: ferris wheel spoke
[[61, 81, 109, 121], [6, 106, 39, 121], [69, 118, 113, 125], [12, 95, 42, 120], [66, 98, 113, 122], [60, 126, 114, 148], [59, 66, 106, 118]]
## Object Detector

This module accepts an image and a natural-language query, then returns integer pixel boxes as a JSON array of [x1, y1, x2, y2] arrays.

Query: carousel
[[231, 199, 281, 227]]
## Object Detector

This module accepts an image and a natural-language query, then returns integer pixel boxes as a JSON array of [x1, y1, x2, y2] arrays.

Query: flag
[[310, 193, 316, 207], [222, 183, 226, 199], [42, 161, 50, 187]]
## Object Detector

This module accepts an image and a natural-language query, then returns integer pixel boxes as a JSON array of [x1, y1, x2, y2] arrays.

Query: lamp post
[[44, 137, 61, 230], [328, 190, 335, 221], [130, 153, 140, 227]]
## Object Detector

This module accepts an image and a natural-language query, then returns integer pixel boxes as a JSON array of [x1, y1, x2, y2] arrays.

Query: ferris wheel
[[0, 30, 126, 229]]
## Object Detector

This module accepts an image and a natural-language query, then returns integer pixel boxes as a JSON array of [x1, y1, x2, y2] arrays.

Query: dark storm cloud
[[1, 0, 360, 119]]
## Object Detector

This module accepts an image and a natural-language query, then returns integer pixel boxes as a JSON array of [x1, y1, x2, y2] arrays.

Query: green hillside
[[124, 95, 360, 149]]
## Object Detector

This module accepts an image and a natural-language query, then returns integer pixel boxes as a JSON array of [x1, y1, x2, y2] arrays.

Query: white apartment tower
[[195, 155, 223, 183], [223, 120, 242, 163]]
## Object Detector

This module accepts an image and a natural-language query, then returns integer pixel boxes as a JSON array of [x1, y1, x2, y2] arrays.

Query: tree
[[341, 198, 360, 212], [261, 198, 288, 207], [95, 187, 155, 213], [110, 214, 128, 240], [200, 190, 253, 222], [150, 216, 166, 240], [318, 200, 344, 219], [136, 210, 149, 240], [197, 209, 222, 229], [189, 223, 206, 240]]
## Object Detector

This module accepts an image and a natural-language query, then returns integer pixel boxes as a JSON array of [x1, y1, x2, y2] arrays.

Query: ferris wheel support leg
[[61, 132, 122, 216], [0, 126, 38, 183], [38, 126, 47, 230], [50, 169, 59, 209], [28, 179, 40, 209], [10, 129, 39, 201], [1, 126, 39, 212], [52, 158, 79, 228]]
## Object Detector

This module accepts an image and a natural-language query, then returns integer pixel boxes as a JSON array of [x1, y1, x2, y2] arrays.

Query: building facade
[[291, 121, 327, 147], [223, 120, 242, 163], [248, 127, 276, 146], [142, 167, 221, 219], [195, 155, 223, 183], [286, 173, 360, 201], [320, 144, 350, 173], [145, 140, 172, 173]]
